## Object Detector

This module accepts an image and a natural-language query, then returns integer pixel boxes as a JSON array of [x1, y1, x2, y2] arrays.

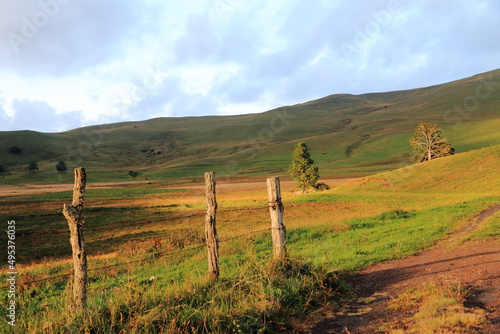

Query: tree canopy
[[289, 142, 319, 192], [410, 123, 454, 162], [8, 146, 22, 154], [56, 161, 68, 173], [129, 171, 140, 179], [0, 164, 8, 178], [27, 161, 39, 173]]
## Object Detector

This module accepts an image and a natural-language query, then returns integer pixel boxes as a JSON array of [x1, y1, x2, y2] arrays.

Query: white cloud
[[0, 0, 499, 132], [1, 99, 83, 132], [171, 63, 239, 97], [217, 91, 281, 116]]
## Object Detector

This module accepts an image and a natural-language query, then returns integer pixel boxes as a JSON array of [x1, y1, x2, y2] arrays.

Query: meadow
[[0, 146, 498, 333]]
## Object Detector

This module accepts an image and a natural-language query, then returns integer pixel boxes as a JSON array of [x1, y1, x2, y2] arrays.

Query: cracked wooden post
[[62, 167, 88, 309], [267, 176, 287, 259], [204, 172, 219, 280]]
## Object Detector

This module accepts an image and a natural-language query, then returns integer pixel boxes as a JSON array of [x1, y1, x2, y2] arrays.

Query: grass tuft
[[385, 280, 487, 333]]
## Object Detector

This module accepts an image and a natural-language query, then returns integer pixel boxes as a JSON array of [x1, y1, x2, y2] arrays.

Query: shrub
[[55, 161, 68, 173], [314, 182, 330, 191], [128, 171, 140, 179], [0, 164, 8, 178], [27, 160, 39, 173], [8, 146, 22, 154]]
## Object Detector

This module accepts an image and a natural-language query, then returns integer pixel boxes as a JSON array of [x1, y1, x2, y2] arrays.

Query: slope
[[332, 145, 500, 194], [0, 69, 499, 183]]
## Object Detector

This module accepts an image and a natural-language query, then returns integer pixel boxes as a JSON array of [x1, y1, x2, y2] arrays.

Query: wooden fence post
[[62, 167, 88, 309], [204, 172, 219, 280], [267, 176, 287, 259]]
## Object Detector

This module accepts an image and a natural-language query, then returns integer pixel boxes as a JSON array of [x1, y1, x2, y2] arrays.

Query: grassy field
[[0, 146, 498, 333], [1, 70, 499, 184]]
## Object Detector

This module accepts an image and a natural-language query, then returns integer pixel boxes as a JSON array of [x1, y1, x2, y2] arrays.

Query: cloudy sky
[[0, 0, 498, 132]]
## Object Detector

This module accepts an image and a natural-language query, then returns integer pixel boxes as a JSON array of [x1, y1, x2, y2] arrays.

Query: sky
[[0, 0, 499, 133]]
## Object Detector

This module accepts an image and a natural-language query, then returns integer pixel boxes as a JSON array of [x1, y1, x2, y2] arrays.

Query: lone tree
[[27, 161, 39, 173], [8, 146, 22, 154], [128, 171, 140, 179], [0, 164, 8, 178], [56, 161, 68, 173], [289, 142, 319, 192], [410, 123, 454, 162]]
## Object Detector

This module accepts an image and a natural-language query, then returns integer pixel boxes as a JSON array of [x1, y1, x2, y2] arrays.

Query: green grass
[[286, 198, 498, 271], [464, 209, 500, 241], [0, 147, 498, 333], [1, 196, 495, 333], [325, 145, 500, 194], [0, 255, 342, 334]]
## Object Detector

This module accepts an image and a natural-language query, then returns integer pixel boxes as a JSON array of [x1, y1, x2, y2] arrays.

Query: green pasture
[[0, 144, 498, 333]]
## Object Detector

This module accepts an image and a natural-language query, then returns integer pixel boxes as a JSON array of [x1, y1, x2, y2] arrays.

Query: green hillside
[[1, 69, 499, 183], [330, 145, 500, 194]]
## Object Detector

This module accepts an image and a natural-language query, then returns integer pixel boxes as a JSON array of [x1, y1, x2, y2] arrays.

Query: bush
[[128, 171, 139, 179], [27, 161, 39, 173], [8, 146, 22, 154], [55, 161, 68, 173], [313, 182, 330, 191], [379, 209, 413, 220], [0, 164, 8, 177]]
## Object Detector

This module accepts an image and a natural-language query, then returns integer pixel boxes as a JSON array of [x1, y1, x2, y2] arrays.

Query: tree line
[[0, 160, 67, 176]]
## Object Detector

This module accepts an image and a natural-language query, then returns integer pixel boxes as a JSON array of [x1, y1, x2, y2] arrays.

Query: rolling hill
[[1, 69, 499, 183], [331, 144, 500, 194]]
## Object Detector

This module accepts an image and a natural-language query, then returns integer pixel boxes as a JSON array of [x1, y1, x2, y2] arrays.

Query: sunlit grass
[[334, 145, 500, 194], [2, 188, 496, 333], [1, 249, 341, 334], [0, 146, 498, 333], [286, 198, 498, 271], [463, 209, 500, 242], [384, 280, 487, 333]]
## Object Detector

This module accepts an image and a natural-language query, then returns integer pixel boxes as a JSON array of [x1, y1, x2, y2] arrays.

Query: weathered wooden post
[[204, 172, 219, 280], [267, 176, 287, 259], [62, 167, 88, 309]]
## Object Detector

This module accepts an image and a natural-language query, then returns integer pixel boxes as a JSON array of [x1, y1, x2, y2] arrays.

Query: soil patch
[[0, 181, 152, 197]]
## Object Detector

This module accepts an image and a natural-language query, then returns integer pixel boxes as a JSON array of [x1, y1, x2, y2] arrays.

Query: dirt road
[[307, 204, 500, 333]]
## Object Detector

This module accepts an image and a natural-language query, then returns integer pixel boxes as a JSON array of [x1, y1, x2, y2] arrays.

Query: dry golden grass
[[385, 280, 487, 333], [15, 252, 118, 273]]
